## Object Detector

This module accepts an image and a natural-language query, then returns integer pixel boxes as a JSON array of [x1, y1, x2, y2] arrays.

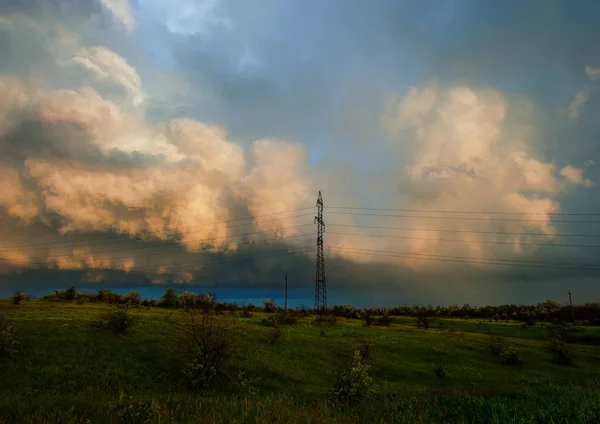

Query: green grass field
[[1, 300, 600, 423]]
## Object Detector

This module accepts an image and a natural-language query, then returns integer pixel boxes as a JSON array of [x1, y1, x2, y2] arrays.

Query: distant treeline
[[7, 286, 600, 325]]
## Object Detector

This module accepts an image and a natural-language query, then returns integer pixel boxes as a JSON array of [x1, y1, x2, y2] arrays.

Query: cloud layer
[[0, 1, 599, 304]]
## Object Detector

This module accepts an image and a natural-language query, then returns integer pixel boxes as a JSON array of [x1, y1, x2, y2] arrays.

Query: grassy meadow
[[1, 298, 600, 423]]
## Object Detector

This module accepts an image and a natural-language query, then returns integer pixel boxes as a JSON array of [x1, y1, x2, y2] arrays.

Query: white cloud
[[585, 66, 600, 80], [72, 46, 145, 106], [560, 165, 594, 188], [100, 0, 137, 32], [138, 0, 230, 35], [568, 90, 589, 121], [567, 65, 600, 121], [375, 82, 595, 267]]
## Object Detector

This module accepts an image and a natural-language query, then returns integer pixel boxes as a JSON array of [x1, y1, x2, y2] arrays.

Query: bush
[[361, 309, 373, 327], [101, 308, 135, 334], [179, 291, 198, 310], [488, 335, 504, 356], [272, 310, 297, 325], [501, 346, 523, 366], [125, 291, 141, 307], [161, 288, 178, 308], [328, 349, 378, 404], [175, 309, 236, 391], [240, 308, 252, 318], [0, 312, 19, 358], [357, 337, 374, 360], [234, 371, 257, 396], [42, 292, 60, 301], [416, 316, 430, 329], [263, 298, 276, 313], [10, 291, 29, 305], [268, 327, 282, 344], [108, 390, 162, 423], [314, 313, 337, 326], [548, 338, 572, 365], [62, 286, 77, 301], [376, 309, 391, 326], [199, 294, 214, 314], [433, 364, 446, 378]]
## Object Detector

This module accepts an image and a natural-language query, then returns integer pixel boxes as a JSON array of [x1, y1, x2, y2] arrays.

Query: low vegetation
[[1, 288, 600, 423]]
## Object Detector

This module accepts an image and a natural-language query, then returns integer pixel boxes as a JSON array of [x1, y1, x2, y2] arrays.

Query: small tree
[[161, 288, 178, 308], [361, 309, 373, 327], [11, 291, 29, 305], [175, 308, 237, 390], [263, 298, 276, 313], [179, 291, 198, 310], [199, 294, 214, 314], [63, 286, 77, 301], [0, 312, 19, 358], [329, 348, 378, 404]]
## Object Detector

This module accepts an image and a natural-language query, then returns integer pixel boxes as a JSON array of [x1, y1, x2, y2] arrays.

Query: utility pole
[[284, 273, 288, 311], [314, 191, 327, 311], [568, 290, 575, 322]]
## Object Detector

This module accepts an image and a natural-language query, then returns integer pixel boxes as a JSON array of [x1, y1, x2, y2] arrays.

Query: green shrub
[[179, 291, 198, 309], [263, 298, 276, 313], [328, 349, 378, 404], [108, 390, 162, 423], [501, 346, 523, 366], [62, 286, 77, 301], [361, 309, 374, 327], [272, 310, 297, 325], [234, 371, 257, 396], [259, 317, 277, 327], [433, 364, 446, 377], [0, 312, 19, 358], [314, 314, 337, 326], [175, 309, 236, 391], [268, 327, 282, 344], [488, 335, 504, 356], [10, 291, 29, 305], [42, 292, 60, 301], [416, 316, 430, 329], [161, 288, 178, 308], [101, 309, 135, 334], [376, 309, 391, 326], [548, 338, 572, 365], [357, 337, 374, 360]]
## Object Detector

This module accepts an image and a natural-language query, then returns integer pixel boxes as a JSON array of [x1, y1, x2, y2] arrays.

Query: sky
[[0, 0, 599, 305]]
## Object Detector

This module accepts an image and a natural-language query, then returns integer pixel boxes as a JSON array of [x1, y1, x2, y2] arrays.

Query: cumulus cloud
[[0, 75, 314, 276], [568, 65, 600, 121], [100, 0, 137, 31], [365, 82, 595, 268], [72, 46, 145, 106], [560, 165, 595, 188]]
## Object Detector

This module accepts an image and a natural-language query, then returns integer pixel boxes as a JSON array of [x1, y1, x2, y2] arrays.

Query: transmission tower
[[314, 191, 327, 311]]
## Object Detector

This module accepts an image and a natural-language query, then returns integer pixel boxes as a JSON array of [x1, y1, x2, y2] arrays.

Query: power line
[[1, 233, 315, 266], [326, 231, 600, 249], [327, 206, 600, 216], [327, 245, 600, 268], [0, 245, 317, 280], [327, 223, 600, 238], [0, 214, 314, 254], [0, 207, 314, 250], [328, 211, 600, 224], [325, 246, 600, 272]]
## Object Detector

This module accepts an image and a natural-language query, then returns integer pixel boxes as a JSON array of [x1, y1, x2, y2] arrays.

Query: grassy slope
[[1, 300, 600, 423]]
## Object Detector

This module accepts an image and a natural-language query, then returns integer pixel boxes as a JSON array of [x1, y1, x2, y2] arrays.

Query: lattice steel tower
[[314, 191, 327, 311]]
